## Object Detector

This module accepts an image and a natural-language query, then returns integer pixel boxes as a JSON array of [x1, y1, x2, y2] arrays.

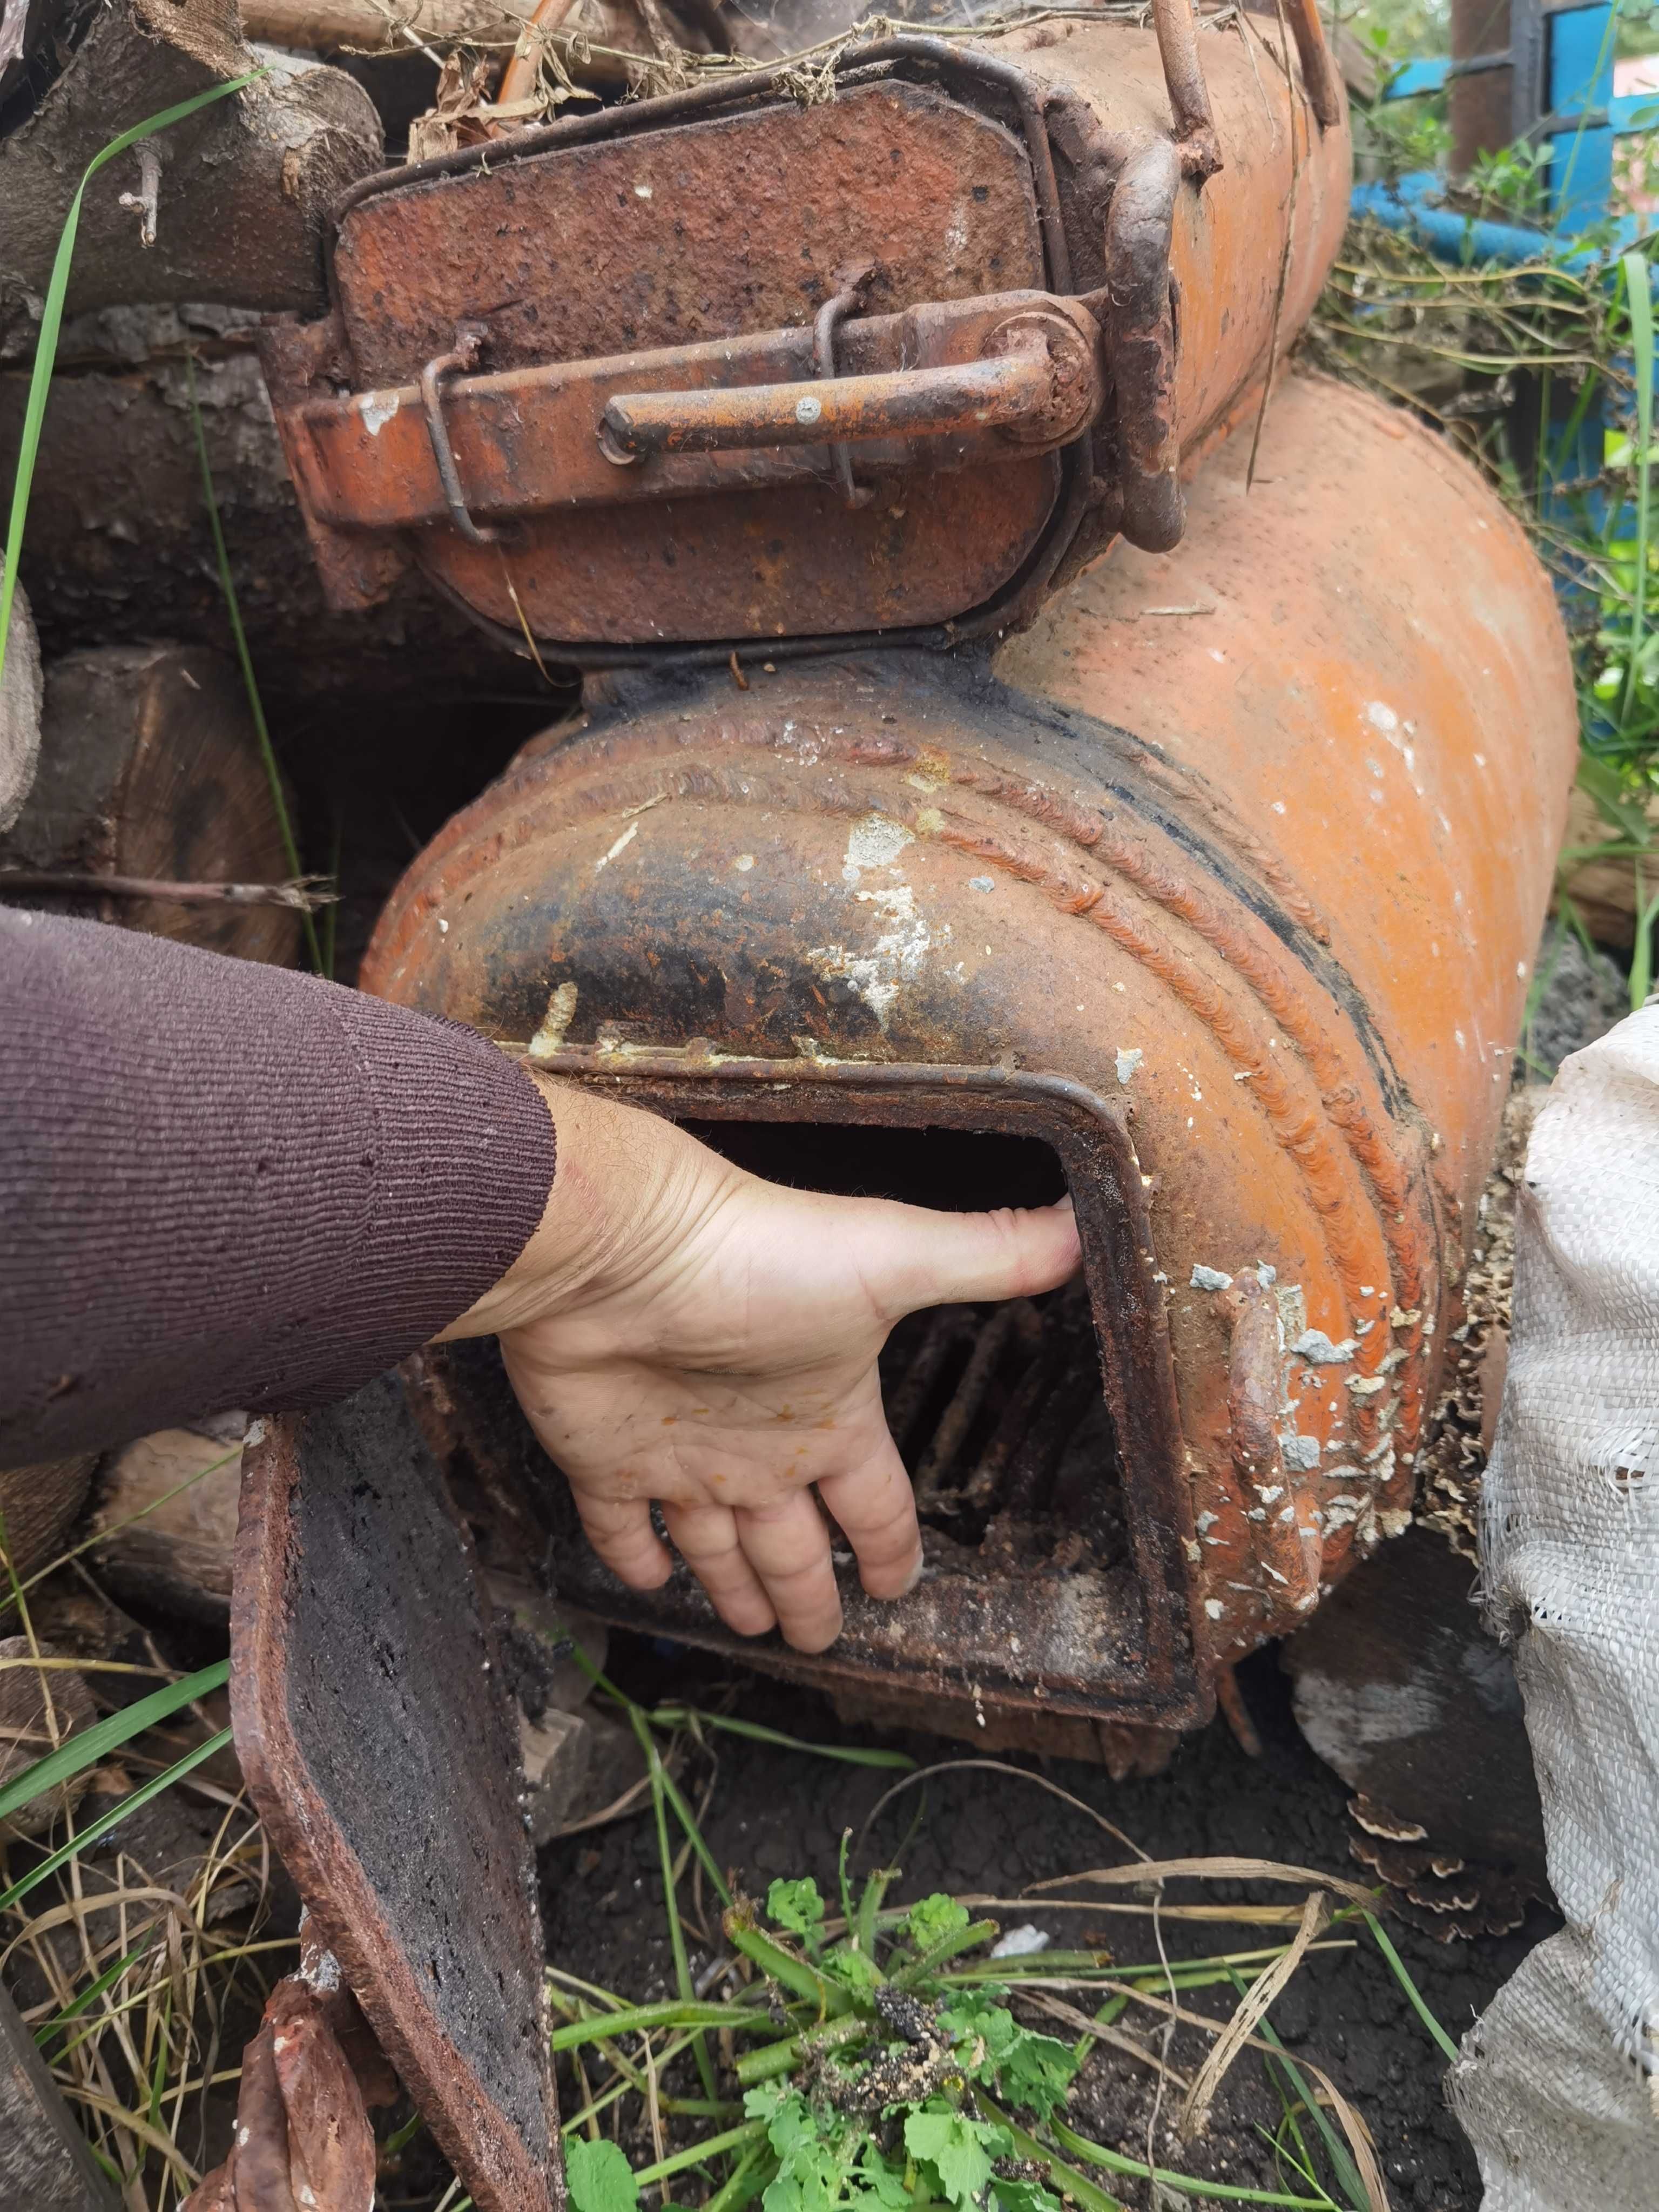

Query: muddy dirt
[[522, 1639, 1557, 2212]]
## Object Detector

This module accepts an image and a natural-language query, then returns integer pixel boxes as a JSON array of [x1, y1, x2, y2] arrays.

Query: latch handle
[[598, 311, 1098, 468]]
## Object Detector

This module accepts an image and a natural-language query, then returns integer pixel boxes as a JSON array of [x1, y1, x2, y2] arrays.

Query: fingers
[[817, 1438, 922, 1601], [864, 1193, 1082, 1319], [572, 1494, 673, 1591], [661, 1502, 777, 1638], [734, 1489, 844, 1654]]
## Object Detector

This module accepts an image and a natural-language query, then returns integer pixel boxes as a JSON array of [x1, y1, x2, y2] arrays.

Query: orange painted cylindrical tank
[[361, 374, 1576, 1734]]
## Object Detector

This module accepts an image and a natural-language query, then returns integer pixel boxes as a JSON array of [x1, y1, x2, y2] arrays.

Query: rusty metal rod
[[600, 346, 1068, 463], [913, 1301, 1024, 1512], [1280, 0, 1344, 128], [1151, 0, 1223, 179]]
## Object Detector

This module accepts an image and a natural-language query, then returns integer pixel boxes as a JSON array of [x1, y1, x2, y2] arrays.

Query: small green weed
[[542, 1668, 1438, 2212]]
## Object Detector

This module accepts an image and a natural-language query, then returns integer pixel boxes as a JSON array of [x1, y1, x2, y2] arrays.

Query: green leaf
[[758, 2088, 818, 2163], [990, 2180, 1064, 2212], [1576, 750, 1653, 843], [758, 2092, 845, 2212], [904, 1895, 971, 1952], [850, 2147, 913, 2212], [567, 2140, 639, 2212], [743, 2081, 791, 2125], [939, 2002, 1078, 2122], [822, 1943, 883, 1995], [904, 2103, 1011, 2210], [768, 1877, 827, 1942]]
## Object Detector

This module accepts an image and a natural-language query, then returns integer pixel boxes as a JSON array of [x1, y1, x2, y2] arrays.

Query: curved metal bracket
[[419, 322, 502, 545], [1105, 137, 1184, 555]]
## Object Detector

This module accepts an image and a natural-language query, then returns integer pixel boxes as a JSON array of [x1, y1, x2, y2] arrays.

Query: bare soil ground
[[521, 1638, 1556, 2212]]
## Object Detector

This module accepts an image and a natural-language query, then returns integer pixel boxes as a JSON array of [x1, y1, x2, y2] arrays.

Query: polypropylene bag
[[1450, 1010, 1659, 2207]]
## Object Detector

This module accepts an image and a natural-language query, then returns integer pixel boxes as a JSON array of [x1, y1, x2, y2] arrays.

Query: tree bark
[[241, 0, 532, 51], [0, 0, 383, 348], [0, 584, 41, 834], [0, 640, 306, 966], [0, 332, 539, 707], [0, 1978, 119, 2212]]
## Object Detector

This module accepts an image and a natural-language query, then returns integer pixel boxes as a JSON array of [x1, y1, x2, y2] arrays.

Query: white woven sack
[[1450, 1008, 1659, 2208]]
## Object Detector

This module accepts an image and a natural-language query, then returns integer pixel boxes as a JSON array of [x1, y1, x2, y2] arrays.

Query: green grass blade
[[631, 2120, 766, 2187], [1361, 1912, 1460, 2064], [1223, 1967, 1365, 2210], [0, 1727, 232, 1915], [1621, 248, 1654, 738], [1044, 2113, 1336, 2210], [0, 1660, 228, 1827], [703, 2140, 773, 2212], [978, 2105, 1123, 2212], [655, 1751, 734, 1913], [184, 352, 322, 973], [549, 2001, 774, 2053], [647, 1708, 914, 1769], [0, 72, 263, 692], [630, 1705, 718, 2102], [32, 1932, 160, 2051]]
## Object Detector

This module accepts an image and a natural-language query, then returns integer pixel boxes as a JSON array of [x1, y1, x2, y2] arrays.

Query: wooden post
[[0, 1978, 120, 2212]]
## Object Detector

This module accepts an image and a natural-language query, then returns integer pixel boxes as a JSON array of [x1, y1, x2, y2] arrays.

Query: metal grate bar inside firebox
[[878, 1286, 1128, 1570]]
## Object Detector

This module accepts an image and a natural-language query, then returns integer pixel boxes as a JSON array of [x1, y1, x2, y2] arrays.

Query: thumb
[[855, 1195, 1082, 1320]]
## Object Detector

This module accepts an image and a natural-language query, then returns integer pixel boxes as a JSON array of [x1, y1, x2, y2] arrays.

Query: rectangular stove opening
[[427, 1055, 1201, 1726]]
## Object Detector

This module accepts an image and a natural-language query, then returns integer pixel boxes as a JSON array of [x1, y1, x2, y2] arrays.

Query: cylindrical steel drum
[[361, 374, 1576, 1739]]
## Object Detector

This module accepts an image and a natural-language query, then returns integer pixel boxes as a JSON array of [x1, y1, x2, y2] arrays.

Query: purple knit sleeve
[[0, 909, 556, 1464]]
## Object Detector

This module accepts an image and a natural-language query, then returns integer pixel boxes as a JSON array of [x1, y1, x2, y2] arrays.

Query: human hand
[[445, 1072, 1081, 1652]]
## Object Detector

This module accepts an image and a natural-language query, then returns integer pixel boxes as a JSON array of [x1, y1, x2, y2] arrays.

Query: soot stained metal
[[237, 12, 1583, 2206], [253, 0, 1579, 1741]]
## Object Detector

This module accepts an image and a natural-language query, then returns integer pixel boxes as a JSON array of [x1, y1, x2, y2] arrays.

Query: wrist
[[437, 1067, 738, 1340]]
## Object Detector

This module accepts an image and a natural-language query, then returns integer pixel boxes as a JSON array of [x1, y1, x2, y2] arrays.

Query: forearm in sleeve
[[0, 909, 556, 1466]]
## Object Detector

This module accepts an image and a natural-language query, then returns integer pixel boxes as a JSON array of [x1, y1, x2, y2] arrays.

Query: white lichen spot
[[358, 389, 400, 436], [733, 853, 755, 872], [1190, 1264, 1232, 1291], [1271, 799, 1287, 814], [1282, 1434, 1321, 1472], [1204, 1598, 1225, 1620], [841, 813, 913, 883], [1116, 1046, 1143, 1084], [806, 885, 945, 1030], [1365, 701, 1400, 734], [633, 181, 653, 198], [529, 980, 579, 1060]]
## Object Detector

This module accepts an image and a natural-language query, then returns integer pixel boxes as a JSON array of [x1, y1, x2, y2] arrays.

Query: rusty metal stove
[[229, 15, 1582, 2207], [257, 6, 1350, 657]]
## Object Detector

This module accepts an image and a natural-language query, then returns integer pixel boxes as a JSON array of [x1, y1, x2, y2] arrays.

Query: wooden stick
[[0, 871, 336, 911], [241, 0, 534, 50]]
